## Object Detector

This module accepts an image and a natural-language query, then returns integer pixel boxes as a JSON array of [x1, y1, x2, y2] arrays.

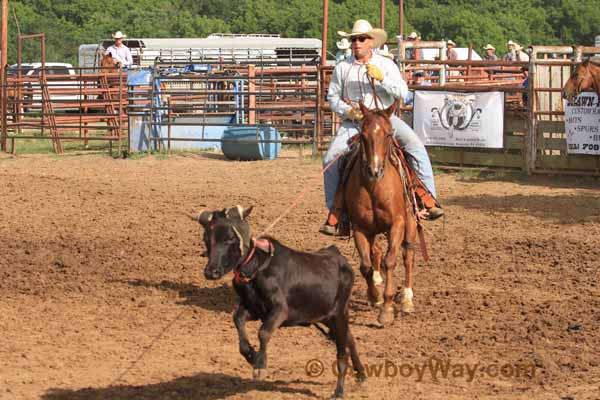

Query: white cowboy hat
[[506, 40, 516, 47], [447, 39, 456, 47], [337, 19, 387, 49], [483, 44, 496, 50], [336, 38, 350, 50], [407, 31, 418, 39], [112, 31, 127, 39]]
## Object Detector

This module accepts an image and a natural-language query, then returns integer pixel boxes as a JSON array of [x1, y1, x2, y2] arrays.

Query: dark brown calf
[[194, 205, 365, 399]]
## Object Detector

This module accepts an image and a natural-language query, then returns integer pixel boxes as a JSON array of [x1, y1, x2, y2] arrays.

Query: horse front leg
[[371, 242, 383, 286], [379, 219, 406, 326], [354, 229, 381, 306], [399, 216, 418, 314]]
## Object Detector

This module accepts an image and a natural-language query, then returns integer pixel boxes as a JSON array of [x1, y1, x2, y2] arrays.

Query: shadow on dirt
[[445, 168, 600, 191], [126, 279, 236, 313], [42, 372, 320, 400], [445, 193, 600, 224]]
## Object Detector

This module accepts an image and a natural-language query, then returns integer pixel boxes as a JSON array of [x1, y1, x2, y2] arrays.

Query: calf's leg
[[233, 305, 257, 365], [253, 305, 288, 380], [331, 313, 350, 399]]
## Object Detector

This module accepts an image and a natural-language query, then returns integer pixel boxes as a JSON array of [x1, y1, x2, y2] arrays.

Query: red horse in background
[[562, 59, 600, 101]]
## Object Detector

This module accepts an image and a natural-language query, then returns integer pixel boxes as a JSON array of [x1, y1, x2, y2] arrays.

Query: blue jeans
[[323, 115, 436, 210]]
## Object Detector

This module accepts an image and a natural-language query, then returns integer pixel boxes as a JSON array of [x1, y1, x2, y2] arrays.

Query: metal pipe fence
[[1, 65, 128, 154]]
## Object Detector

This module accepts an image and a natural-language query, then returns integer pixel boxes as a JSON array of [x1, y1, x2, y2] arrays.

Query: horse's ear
[[359, 101, 369, 115], [383, 101, 397, 118]]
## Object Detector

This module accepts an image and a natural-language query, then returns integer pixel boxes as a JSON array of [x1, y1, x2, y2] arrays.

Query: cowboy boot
[[319, 184, 348, 236], [414, 180, 444, 221]]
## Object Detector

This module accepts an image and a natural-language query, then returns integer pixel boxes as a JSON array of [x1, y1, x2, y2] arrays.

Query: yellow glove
[[366, 64, 385, 81], [346, 107, 364, 121]]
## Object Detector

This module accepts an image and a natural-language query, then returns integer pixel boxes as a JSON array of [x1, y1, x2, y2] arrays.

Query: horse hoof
[[367, 291, 381, 306], [400, 288, 414, 314], [356, 371, 367, 383], [378, 306, 395, 326], [252, 368, 267, 380], [330, 391, 344, 400], [369, 298, 383, 307], [401, 301, 415, 314], [373, 270, 383, 286]]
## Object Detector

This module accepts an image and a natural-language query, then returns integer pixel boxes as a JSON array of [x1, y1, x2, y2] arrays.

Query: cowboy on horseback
[[104, 31, 133, 67], [320, 19, 443, 236]]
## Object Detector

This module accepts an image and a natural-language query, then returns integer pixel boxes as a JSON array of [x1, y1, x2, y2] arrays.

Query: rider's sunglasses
[[351, 36, 371, 43]]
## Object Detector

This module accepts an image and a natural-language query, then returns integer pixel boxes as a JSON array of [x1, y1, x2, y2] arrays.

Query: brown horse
[[343, 102, 418, 327], [562, 59, 600, 101], [99, 52, 120, 69]]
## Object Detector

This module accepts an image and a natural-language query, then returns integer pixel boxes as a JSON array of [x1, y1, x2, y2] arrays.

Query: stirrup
[[425, 206, 444, 221]]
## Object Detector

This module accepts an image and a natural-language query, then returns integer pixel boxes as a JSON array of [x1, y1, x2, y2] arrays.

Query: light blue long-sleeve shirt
[[105, 44, 133, 66], [327, 53, 408, 119]]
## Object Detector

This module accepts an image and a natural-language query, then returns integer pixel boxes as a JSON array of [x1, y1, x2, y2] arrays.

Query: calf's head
[[195, 205, 254, 280]]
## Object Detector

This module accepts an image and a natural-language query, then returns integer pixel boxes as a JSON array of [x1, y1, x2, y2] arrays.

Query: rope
[[259, 152, 344, 236]]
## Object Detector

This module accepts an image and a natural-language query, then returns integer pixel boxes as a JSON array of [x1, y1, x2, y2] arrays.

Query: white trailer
[[78, 34, 322, 69]]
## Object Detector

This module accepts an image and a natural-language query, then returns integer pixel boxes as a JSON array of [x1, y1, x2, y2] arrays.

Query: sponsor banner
[[413, 91, 504, 148], [564, 92, 600, 155]]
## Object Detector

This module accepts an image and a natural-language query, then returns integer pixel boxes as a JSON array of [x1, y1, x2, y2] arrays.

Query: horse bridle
[[358, 117, 394, 177]]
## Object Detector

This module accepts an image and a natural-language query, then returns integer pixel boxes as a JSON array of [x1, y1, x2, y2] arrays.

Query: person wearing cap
[[320, 19, 443, 236], [503, 40, 517, 61], [335, 38, 352, 64], [446, 40, 458, 61], [405, 70, 431, 106], [405, 31, 421, 60], [105, 31, 133, 67], [483, 44, 498, 61]]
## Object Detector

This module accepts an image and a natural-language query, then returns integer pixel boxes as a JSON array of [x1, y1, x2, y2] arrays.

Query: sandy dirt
[[1, 151, 599, 400]]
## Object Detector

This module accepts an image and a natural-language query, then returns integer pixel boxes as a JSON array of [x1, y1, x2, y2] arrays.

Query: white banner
[[413, 91, 504, 148], [564, 92, 600, 155]]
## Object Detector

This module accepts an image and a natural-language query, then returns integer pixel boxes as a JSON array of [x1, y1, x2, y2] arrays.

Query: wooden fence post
[[525, 54, 537, 174]]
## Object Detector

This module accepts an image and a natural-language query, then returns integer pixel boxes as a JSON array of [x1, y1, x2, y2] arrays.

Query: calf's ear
[[198, 210, 213, 226], [242, 206, 253, 219], [228, 205, 253, 220]]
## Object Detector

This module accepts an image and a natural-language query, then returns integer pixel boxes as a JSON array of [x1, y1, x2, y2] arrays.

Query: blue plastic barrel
[[221, 126, 282, 161]]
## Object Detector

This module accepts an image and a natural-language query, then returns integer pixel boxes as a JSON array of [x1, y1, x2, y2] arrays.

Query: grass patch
[[9, 138, 115, 155]]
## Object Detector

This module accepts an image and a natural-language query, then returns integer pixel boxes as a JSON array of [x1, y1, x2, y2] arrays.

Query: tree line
[[7, 0, 600, 65]]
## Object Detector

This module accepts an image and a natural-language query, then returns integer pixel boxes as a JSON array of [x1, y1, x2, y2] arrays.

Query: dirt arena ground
[[1, 151, 599, 400]]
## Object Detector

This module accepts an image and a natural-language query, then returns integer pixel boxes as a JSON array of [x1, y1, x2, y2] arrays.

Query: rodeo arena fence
[[1, 35, 600, 175]]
